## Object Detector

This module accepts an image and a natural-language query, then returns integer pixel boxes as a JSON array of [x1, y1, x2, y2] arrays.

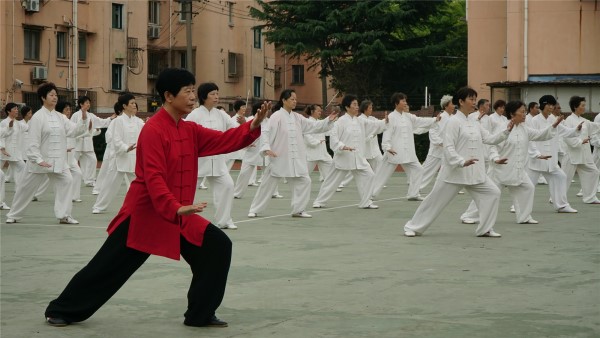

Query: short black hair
[[341, 94, 358, 112], [19, 105, 32, 118], [279, 89, 295, 106], [155, 68, 196, 103], [527, 102, 538, 112], [452, 87, 478, 106], [493, 99, 506, 110], [359, 100, 373, 114], [390, 92, 407, 107], [505, 100, 525, 119], [234, 100, 246, 112], [77, 96, 91, 107], [197, 82, 219, 105], [56, 101, 72, 113], [251, 102, 262, 116], [568, 96, 585, 112], [538, 95, 557, 111], [114, 102, 123, 115], [37, 82, 58, 104], [4, 102, 18, 113], [118, 93, 135, 111], [477, 99, 489, 109]]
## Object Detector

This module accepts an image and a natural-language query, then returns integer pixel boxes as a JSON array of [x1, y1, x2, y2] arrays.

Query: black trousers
[[44, 219, 232, 326]]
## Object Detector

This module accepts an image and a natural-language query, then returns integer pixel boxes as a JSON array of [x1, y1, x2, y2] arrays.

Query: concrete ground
[[1, 172, 599, 338]]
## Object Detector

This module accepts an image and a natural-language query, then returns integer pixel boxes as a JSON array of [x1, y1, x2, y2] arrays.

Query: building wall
[[1, 0, 326, 115], [468, 0, 600, 100]]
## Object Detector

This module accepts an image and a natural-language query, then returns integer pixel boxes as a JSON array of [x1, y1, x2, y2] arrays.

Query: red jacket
[[107, 108, 260, 260]]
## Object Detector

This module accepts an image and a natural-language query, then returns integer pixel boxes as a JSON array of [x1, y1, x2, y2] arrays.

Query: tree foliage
[[250, 0, 467, 110]]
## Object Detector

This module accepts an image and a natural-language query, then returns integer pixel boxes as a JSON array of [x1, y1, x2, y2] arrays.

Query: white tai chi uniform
[[360, 113, 384, 174], [0, 122, 11, 208], [71, 110, 112, 186], [93, 114, 144, 212], [590, 115, 600, 192], [461, 122, 556, 223], [227, 114, 246, 170], [404, 111, 509, 236], [419, 110, 451, 192], [561, 114, 600, 203], [305, 116, 333, 180], [0, 116, 28, 188], [6, 106, 88, 222], [313, 114, 386, 208], [371, 110, 436, 200], [186, 106, 237, 227], [527, 114, 580, 211], [248, 108, 333, 216], [92, 119, 119, 195]]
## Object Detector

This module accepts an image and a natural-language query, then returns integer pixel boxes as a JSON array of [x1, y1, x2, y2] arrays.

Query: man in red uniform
[[44, 68, 267, 328]]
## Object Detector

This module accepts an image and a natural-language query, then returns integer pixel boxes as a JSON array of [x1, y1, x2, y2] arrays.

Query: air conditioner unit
[[148, 25, 160, 39], [32, 66, 48, 80], [23, 0, 40, 12]]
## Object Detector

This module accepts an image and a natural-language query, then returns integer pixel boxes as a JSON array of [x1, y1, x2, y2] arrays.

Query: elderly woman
[[304, 104, 333, 182]]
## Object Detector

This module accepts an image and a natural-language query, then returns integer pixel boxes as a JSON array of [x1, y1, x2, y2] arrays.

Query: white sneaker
[[6, 218, 17, 224], [292, 211, 312, 218], [576, 190, 583, 197], [198, 184, 208, 190], [248, 183, 259, 187], [92, 208, 102, 214], [479, 230, 501, 238], [404, 230, 416, 237], [461, 219, 476, 224], [85, 182, 95, 187], [537, 176, 548, 185], [248, 212, 257, 218], [558, 206, 578, 213], [548, 198, 553, 204], [312, 203, 324, 208], [361, 204, 379, 209], [32, 196, 39, 202], [510, 205, 515, 213], [233, 196, 241, 199], [520, 218, 539, 224], [72, 199, 82, 203], [59, 216, 79, 224], [220, 223, 238, 230], [0, 202, 10, 210], [458, 190, 465, 194], [92, 190, 99, 195], [335, 188, 342, 192], [272, 194, 284, 199]]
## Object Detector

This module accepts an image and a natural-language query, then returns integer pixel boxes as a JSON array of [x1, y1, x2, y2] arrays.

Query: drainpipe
[[73, 0, 78, 99], [523, 0, 528, 81]]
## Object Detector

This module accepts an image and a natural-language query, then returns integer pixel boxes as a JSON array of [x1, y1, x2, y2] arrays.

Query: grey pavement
[[1, 172, 599, 338]]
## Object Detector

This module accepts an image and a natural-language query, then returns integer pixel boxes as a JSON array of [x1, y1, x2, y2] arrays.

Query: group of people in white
[[2, 84, 599, 237]]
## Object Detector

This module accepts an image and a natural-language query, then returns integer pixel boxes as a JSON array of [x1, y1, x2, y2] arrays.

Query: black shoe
[[203, 315, 228, 328], [46, 317, 70, 327]]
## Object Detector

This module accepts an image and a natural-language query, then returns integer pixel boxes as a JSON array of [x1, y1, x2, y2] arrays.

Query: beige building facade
[[467, 0, 600, 112], [0, 0, 330, 115]]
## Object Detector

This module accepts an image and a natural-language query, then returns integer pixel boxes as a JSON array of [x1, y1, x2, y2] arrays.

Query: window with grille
[[24, 27, 41, 61], [292, 65, 304, 85], [112, 3, 123, 29], [112, 64, 123, 90], [57, 31, 68, 59], [78, 33, 87, 62]]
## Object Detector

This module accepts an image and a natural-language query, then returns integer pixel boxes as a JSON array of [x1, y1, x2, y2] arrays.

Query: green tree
[[249, 0, 443, 107]]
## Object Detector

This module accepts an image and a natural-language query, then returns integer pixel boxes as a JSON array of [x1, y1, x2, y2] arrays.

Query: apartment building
[[467, 0, 600, 112], [0, 0, 330, 115]]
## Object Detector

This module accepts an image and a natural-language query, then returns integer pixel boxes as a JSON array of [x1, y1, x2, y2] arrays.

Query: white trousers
[[233, 162, 257, 198], [74, 150, 97, 184], [405, 177, 501, 236], [527, 168, 571, 210], [249, 166, 310, 215], [0, 169, 5, 204], [307, 159, 333, 182], [93, 170, 135, 211], [206, 174, 235, 227], [6, 170, 74, 221], [2, 160, 27, 188], [372, 161, 423, 199], [419, 155, 442, 192], [313, 167, 374, 208], [461, 178, 535, 224], [93, 157, 112, 194], [562, 161, 599, 203]]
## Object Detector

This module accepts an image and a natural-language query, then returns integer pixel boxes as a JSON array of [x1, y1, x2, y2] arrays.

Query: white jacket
[[359, 114, 384, 160], [425, 111, 451, 159], [562, 114, 595, 165], [71, 110, 112, 152], [0, 117, 28, 161], [304, 116, 332, 162], [260, 108, 333, 177], [382, 110, 435, 164], [112, 114, 145, 173], [330, 114, 386, 170], [528, 114, 580, 172], [26, 106, 89, 173]]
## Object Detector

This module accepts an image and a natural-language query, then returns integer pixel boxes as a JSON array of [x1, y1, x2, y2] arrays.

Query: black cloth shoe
[[46, 317, 70, 327], [203, 315, 228, 328]]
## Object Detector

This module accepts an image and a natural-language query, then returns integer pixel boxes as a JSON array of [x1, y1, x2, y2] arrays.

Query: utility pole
[[179, 0, 194, 74]]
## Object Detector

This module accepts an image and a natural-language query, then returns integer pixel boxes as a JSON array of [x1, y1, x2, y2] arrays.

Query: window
[[227, 2, 234, 26], [24, 27, 41, 61], [78, 33, 87, 62], [291, 65, 304, 85], [148, 1, 160, 25], [180, 51, 187, 70], [112, 3, 123, 29], [253, 77, 261, 98], [112, 64, 123, 90], [274, 66, 281, 88], [57, 31, 67, 59], [228, 52, 237, 76], [178, 1, 190, 22], [253, 28, 262, 49]]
